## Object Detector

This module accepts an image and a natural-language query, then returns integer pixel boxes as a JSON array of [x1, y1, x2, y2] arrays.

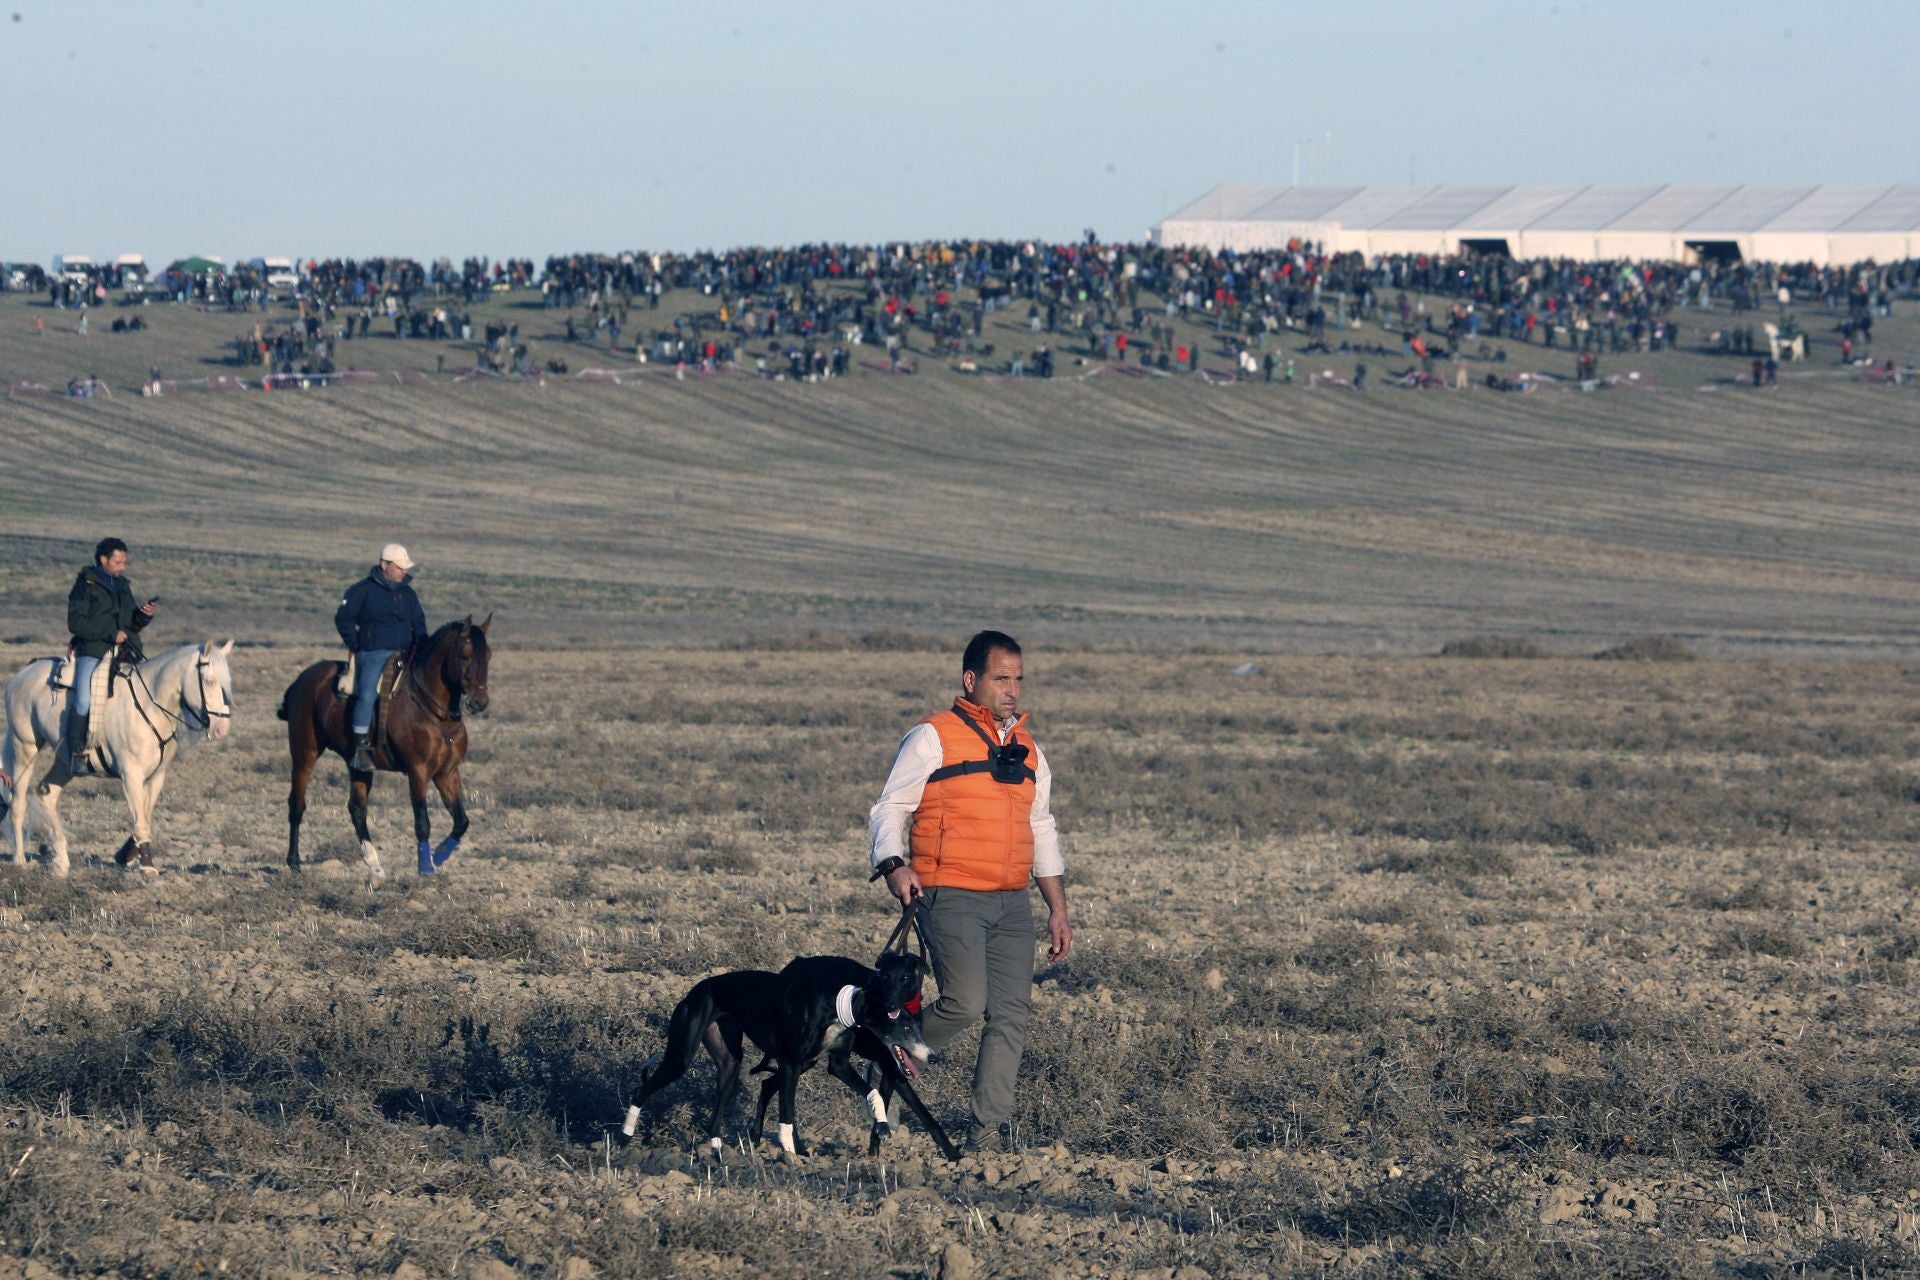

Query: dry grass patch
[[1439, 635, 1556, 659], [1595, 634, 1699, 661]]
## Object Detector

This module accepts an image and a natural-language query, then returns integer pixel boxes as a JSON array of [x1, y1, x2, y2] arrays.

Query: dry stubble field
[[4, 650, 1920, 1278], [2, 288, 1920, 1277]]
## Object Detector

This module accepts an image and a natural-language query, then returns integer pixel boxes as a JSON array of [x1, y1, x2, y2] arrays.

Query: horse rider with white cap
[[333, 543, 427, 771]]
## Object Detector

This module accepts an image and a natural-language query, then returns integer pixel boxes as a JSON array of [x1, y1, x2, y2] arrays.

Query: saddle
[[42, 649, 136, 787], [341, 652, 407, 754], [49, 647, 132, 737]]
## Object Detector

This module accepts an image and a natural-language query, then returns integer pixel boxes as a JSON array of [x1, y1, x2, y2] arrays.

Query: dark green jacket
[[67, 565, 148, 660]]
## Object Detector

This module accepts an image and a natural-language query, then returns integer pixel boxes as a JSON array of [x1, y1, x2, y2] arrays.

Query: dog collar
[[834, 985, 859, 1030]]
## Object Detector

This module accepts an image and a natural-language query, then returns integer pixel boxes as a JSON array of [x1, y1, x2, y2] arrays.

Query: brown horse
[[277, 615, 491, 877]]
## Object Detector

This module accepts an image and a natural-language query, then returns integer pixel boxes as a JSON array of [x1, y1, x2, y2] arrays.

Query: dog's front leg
[[753, 1073, 779, 1142], [823, 1054, 892, 1152], [886, 1072, 960, 1162], [776, 1066, 804, 1155]]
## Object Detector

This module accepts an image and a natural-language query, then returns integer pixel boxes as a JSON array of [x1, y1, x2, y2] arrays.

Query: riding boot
[[66, 711, 91, 775], [348, 732, 374, 772]]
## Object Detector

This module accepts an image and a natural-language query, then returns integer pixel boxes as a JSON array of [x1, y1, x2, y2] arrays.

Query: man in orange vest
[[868, 630, 1072, 1153]]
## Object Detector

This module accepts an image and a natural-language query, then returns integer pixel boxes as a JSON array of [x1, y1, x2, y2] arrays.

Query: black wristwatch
[[870, 856, 906, 882]]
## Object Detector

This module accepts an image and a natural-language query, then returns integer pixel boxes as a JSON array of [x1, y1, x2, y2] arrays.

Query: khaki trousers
[[914, 885, 1035, 1131]]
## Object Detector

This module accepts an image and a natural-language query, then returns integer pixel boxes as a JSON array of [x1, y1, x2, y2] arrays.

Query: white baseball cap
[[380, 543, 416, 570]]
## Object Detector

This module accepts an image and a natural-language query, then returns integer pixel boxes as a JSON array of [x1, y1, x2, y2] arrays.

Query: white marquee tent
[[1152, 184, 1920, 265]]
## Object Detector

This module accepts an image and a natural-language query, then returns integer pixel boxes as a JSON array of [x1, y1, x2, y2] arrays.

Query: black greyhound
[[762, 955, 960, 1160], [619, 952, 957, 1159]]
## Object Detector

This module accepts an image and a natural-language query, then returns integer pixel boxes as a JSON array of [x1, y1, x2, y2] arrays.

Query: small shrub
[[1707, 923, 1807, 959], [1295, 924, 1376, 973], [1438, 635, 1554, 659], [406, 914, 548, 962], [1594, 635, 1697, 661], [1689, 879, 1792, 912], [1317, 1163, 1516, 1246], [1872, 926, 1920, 963]]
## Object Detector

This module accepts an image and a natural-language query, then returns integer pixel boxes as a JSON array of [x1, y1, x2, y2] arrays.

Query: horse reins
[[128, 655, 231, 748]]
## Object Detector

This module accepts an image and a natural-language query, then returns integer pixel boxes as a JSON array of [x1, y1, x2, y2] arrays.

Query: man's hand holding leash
[[883, 862, 922, 907]]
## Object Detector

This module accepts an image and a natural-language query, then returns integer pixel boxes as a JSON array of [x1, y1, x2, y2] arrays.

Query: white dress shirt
[[868, 716, 1063, 880]]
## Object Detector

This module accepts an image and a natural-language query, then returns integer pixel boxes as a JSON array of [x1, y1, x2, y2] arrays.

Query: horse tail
[[0, 676, 21, 810], [277, 664, 316, 723]]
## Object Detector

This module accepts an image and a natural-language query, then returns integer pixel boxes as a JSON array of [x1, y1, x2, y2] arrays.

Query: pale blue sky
[[3, 0, 1913, 264]]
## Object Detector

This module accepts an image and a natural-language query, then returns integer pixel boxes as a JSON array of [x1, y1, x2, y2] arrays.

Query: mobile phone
[[145, 596, 159, 605]]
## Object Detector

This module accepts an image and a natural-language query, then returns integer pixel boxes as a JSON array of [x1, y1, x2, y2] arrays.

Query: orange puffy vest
[[908, 701, 1039, 891]]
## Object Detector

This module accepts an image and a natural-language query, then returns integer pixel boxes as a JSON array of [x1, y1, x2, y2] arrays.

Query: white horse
[[0, 640, 234, 875]]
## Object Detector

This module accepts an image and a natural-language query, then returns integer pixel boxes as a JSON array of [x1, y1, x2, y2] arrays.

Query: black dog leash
[[878, 898, 937, 967], [877, 899, 935, 1017]]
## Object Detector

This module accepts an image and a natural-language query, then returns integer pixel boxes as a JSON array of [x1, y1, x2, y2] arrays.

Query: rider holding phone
[[66, 537, 157, 770]]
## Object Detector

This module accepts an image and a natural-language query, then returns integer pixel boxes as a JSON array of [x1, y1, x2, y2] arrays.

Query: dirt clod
[[939, 1241, 976, 1280]]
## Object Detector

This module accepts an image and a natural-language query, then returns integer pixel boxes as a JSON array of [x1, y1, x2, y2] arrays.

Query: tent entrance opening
[[1685, 240, 1743, 264], [1459, 238, 1512, 256]]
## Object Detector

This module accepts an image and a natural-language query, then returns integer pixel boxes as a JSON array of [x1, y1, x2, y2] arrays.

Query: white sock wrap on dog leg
[[622, 1106, 641, 1138], [709, 1136, 722, 1152], [779, 1123, 796, 1154], [834, 985, 859, 1029], [867, 1089, 888, 1124]]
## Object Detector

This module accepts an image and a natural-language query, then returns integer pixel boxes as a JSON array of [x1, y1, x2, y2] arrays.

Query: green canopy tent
[[169, 256, 224, 274]]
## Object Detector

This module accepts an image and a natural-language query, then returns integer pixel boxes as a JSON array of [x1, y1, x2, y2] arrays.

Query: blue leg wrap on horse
[[432, 836, 459, 868], [416, 841, 435, 876]]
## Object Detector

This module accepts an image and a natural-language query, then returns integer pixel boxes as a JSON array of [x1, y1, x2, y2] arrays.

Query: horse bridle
[[129, 655, 231, 746], [186, 656, 233, 732], [447, 624, 486, 701], [405, 623, 486, 720]]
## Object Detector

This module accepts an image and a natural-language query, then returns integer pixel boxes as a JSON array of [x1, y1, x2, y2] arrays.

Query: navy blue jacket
[[334, 567, 427, 653]]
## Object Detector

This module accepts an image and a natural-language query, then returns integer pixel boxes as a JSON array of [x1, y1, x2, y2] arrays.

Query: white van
[[115, 253, 149, 285], [262, 257, 299, 292], [53, 254, 95, 281]]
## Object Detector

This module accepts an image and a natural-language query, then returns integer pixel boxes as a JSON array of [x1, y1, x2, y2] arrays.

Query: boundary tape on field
[[15, 359, 1916, 402]]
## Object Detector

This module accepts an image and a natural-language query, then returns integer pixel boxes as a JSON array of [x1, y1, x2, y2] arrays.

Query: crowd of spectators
[[12, 237, 1919, 388]]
